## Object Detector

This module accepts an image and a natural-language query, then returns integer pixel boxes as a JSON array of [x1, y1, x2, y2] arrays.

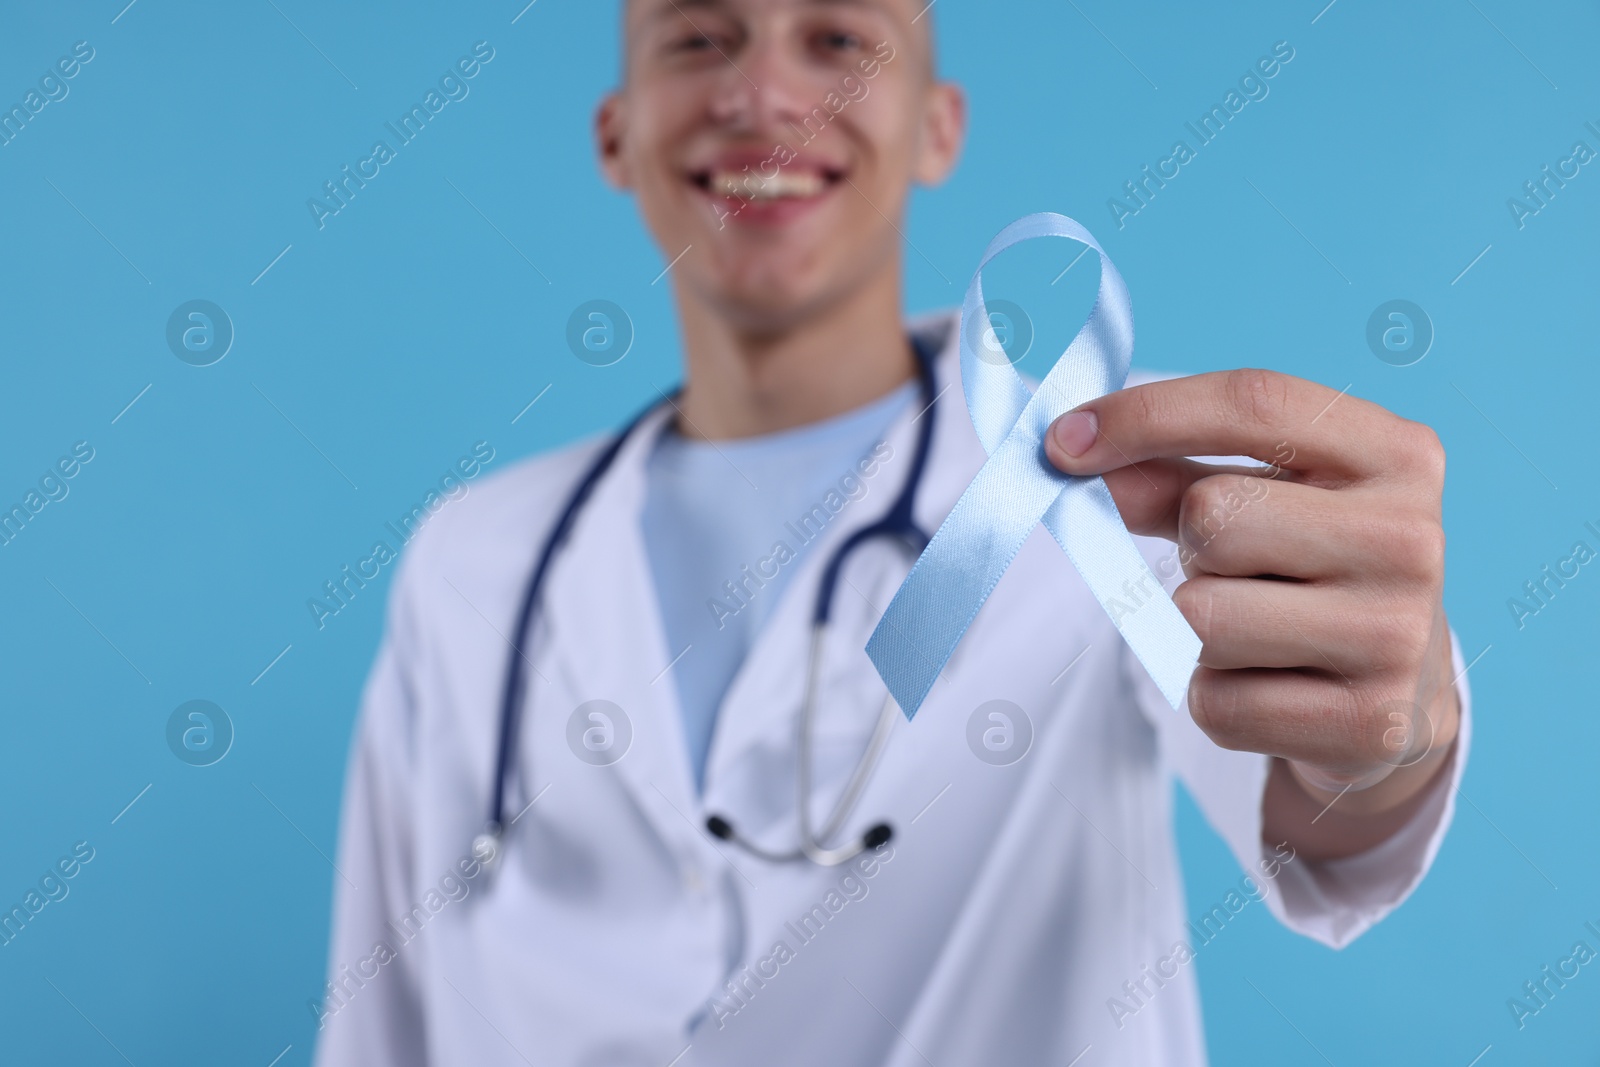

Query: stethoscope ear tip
[[705, 814, 734, 841], [864, 823, 893, 849]]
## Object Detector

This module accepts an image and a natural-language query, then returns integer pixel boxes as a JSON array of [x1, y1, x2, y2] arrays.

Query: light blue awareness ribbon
[[866, 212, 1201, 718]]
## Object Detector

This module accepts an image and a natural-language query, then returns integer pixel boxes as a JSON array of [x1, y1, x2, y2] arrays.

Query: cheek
[[626, 126, 701, 228], [842, 93, 920, 185], [620, 79, 702, 181], [625, 112, 680, 184]]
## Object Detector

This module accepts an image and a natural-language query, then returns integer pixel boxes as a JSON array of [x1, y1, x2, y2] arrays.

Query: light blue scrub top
[[641, 382, 915, 791]]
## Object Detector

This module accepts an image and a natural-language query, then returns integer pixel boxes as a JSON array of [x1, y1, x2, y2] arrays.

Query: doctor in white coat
[[314, 1, 1470, 1064]]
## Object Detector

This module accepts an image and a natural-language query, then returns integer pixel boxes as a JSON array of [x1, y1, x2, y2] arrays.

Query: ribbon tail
[[1042, 480, 1201, 709], [866, 428, 1070, 720]]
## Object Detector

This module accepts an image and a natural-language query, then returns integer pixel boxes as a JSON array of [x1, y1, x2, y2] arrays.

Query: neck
[[670, 265, 916, 440]]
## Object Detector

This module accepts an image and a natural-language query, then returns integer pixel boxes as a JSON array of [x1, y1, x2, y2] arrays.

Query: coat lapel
[[534, 404, 703, 851]]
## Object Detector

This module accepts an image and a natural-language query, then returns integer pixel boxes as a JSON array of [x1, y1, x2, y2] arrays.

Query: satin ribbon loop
[[866, 212, 1201, 719]]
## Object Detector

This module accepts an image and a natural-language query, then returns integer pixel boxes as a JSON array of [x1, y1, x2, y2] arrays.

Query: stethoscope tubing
[[482, 339, 938, 867], [486, 414, 652, 843]]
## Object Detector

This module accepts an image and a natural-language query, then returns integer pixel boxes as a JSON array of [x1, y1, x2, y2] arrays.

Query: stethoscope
[[474, 335, 938, 871]]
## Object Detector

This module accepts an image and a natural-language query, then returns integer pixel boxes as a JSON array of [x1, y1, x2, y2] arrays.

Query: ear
[[911, 81, 966, 186], [596, 92, 632, 189]]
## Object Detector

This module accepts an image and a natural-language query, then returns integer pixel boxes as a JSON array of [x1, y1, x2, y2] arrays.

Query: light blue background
[[1, 1, 1595, 1063]]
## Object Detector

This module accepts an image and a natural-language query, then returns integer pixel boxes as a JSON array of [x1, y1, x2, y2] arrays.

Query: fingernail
[[1052, 410, 1098, 457]]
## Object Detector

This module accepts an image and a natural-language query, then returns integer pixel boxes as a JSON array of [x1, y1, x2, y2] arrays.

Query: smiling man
[[315, 2, 1470, 1064]]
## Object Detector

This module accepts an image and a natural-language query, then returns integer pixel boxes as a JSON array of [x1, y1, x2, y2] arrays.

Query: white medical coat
[[314, 311, 1472, 1066]]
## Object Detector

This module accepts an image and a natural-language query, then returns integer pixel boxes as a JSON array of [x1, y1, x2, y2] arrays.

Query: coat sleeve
[[313, 553, 431, 1065], [1125, 533, 1474, 950]]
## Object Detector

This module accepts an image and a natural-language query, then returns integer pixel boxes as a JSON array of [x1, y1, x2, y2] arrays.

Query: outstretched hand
[[1045, 369, 1460, 856]]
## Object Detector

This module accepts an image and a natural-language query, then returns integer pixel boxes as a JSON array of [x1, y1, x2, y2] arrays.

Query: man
[[315, 1, 1469, 1063]]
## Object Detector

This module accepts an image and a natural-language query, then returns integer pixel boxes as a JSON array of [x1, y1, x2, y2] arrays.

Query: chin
[[687, 244, 836, 328], [700, 279, 835, 336]]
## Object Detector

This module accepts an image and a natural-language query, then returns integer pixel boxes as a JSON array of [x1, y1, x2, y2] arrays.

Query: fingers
[[1098, 458, 1216, 541], [1175, 475, 1393, 580], [1099, 459, 1281, 543], [1186, 667, 1391, 771], [1186, 665, 1454, 777], [1101, 463, 1360, 581], [1045, 369, 1439, 481], [1099, 452, 1443, 586], [1167, 472, 1445, 585], [1174, 575, 1433, 674]]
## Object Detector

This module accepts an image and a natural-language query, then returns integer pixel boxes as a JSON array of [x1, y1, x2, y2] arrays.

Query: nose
[[706, 29, 820, 136]]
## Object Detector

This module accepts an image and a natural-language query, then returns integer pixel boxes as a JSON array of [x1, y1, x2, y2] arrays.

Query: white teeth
[[710, 169, 827, 201]]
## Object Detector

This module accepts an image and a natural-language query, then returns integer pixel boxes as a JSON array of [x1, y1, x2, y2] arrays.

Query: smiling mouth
[[689, 166, 846, 203]]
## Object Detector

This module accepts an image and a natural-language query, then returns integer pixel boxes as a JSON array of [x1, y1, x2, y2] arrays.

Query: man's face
[[600, 0, 963, 333]]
